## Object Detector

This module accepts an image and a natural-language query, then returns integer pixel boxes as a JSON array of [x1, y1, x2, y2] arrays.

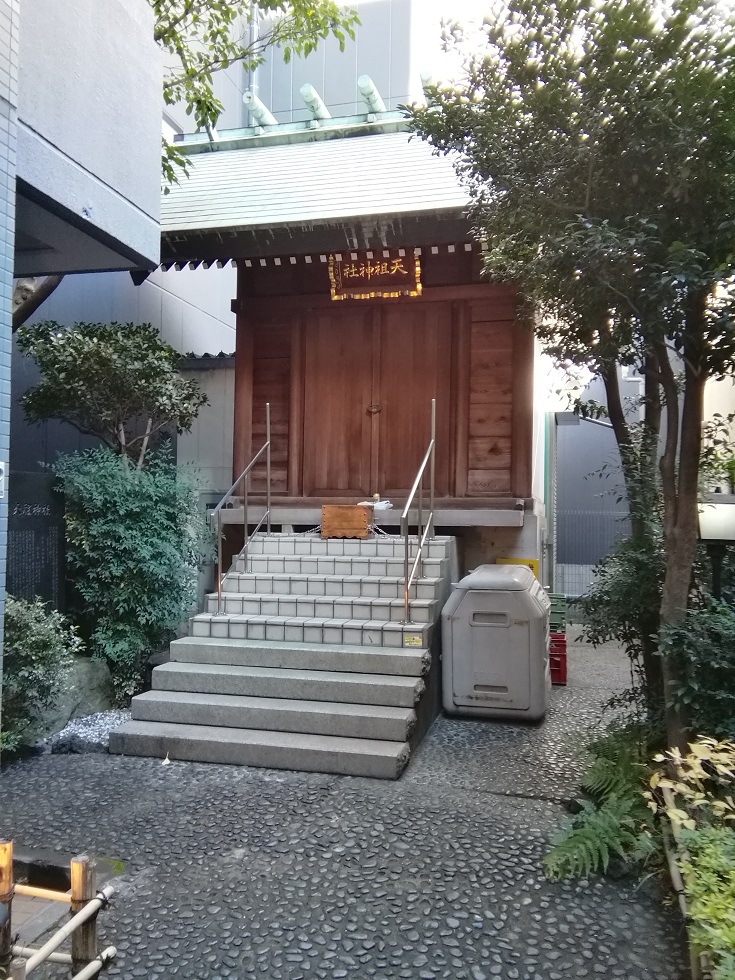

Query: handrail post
[[429, 398, 436, 538], [243, 478, 249, 571], [217, 510, 223, 615], [266, 401, 271, 535], [403, 514, 410, 623]]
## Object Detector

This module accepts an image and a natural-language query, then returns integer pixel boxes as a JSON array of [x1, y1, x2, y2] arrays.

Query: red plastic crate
[[550, 651, 567, 686]]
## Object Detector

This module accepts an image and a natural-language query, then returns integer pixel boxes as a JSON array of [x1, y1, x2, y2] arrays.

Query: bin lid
[[457, 563, 537, 591]]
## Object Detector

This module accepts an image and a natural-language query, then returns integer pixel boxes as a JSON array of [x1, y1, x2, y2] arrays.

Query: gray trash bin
[[442, 564, 551, 721]]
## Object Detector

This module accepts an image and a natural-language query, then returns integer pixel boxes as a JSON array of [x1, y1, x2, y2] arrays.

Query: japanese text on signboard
[[328, 251, 421, 300]]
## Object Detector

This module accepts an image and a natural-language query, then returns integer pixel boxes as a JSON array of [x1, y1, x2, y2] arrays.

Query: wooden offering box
[[321, 504, 370, 539]]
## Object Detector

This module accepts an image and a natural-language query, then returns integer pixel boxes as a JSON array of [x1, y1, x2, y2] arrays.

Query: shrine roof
[[160, 130, 470, 256]]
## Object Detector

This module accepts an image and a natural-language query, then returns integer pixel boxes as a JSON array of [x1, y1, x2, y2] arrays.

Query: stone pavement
[[0, 639, 688, 979]]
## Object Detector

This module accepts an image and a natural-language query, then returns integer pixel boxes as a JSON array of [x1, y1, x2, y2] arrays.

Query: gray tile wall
[[254, 0, 414, 123], [0, 0, 19, 740]]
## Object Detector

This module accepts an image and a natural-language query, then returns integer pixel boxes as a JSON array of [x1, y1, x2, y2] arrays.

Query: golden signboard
[[328, 250, 421, 301]]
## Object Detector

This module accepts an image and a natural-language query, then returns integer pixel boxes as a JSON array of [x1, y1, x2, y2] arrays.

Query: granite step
[[189, 614, 432, 648], [110, 721, 411, 779], [221, 572, 442, 600], [241, 554, 446, 577], [169, 637, 430, 677], [245, 535, 452, 558], [204, 592, 437, 623], [131, 690, 416, 741], [152, 661, 425, 708]]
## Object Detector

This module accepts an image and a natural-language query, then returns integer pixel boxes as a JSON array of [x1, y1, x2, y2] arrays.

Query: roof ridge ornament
[[243, 90, 277, 127], [358, 75, 386, 114], [300, 83, 331, 122]]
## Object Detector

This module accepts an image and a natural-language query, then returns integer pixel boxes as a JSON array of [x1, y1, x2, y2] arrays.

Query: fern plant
[[544, 722, 656, 880], [544, 796, 655, 880]]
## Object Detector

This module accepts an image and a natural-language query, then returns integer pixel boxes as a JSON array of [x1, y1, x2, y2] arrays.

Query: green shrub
[[660, 601, 735, 739], [646, 739, 735, 976], [681, 826, 735, 980], [54, 447, 210, 703], [1, 596, 79, 751]]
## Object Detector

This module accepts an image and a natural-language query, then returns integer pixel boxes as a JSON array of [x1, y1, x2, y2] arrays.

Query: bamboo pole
[[9, 958, 26, 979], [69, 946, 116, 980], [0, 840, 13, 975], [12, 945, 72, 965], [661, 787, 706, 980], [24, 886, 113, 975], [70, 856, 97, 974], [14, 884, 71, 903]]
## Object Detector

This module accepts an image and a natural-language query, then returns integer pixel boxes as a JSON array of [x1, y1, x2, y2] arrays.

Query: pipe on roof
[[357, 75, 386, 114]]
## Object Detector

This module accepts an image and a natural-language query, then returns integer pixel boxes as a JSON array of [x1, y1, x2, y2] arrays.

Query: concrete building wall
[[0, 0, 19, 735], [11, 266, 236, 478], [177, 364, 235, 495], [17, 0, 161, 266]]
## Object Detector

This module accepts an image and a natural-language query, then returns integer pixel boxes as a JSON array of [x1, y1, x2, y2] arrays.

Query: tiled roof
[[161, 131, 470, 235]]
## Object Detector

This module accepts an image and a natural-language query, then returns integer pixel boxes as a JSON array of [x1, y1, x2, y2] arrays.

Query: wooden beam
[[240, 283, 516, 314], [510, 311, 535, 498]]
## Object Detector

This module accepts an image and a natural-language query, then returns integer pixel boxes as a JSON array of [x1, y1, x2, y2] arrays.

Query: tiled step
[[131, 690, 416, 741], [222, 572, 442, 601], [241, 554, 446, 578], [245, 535, 452, 559], [153, 661, 425, 708], [190, 613, 432, 648], [170, 637, 430, 677], [204, 592, 437, 623], [110, 721, 411, 780]]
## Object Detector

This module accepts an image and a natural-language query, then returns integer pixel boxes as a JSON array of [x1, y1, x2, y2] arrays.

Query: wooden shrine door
[[302, 301, 452, 498], [302, 306, 374, 496], [376, 302, 451, 496]]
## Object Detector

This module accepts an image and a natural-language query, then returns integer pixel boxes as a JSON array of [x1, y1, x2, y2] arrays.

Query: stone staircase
[[110, 533, 455, 779]]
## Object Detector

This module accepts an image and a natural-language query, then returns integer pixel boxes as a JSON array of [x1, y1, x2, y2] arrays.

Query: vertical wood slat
[[511, 309, 535, 498], [288, 313, 304, 495], [453, 300, 471, 498], [0, 840, 13, 975], [369, 306, 382, 494], [233, 310, 254, 483], [70, 855, 97, 972]]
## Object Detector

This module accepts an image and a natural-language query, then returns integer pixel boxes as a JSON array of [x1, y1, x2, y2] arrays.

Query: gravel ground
[[0, 639, 688, 980], [43, 710, 132, 754]]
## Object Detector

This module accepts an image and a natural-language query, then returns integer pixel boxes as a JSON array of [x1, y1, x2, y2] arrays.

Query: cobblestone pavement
[[1, 640, 687, 979]]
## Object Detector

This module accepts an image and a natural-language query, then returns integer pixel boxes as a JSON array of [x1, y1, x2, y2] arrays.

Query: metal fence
[[555, 508, 631, 599]]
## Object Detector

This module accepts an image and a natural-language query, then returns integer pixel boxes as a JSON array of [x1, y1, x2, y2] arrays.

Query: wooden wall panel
[[250, 317, 292, 494], [466, 302, 515, 496]]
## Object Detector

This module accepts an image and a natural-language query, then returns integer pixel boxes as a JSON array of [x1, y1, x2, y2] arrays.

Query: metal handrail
[[212, 403, 271, 614], [401, 398, 436, 623]]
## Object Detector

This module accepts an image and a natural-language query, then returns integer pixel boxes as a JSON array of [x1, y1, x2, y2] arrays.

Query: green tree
[[17, 321, 208, 469], [408, 0, 735, 746], [155, 0, 359, 185]]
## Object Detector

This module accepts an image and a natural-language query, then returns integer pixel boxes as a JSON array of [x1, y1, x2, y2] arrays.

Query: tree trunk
[[12, 275, 64, 331], [601, 358, 665, 717], [658, 290, 708, 750]]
